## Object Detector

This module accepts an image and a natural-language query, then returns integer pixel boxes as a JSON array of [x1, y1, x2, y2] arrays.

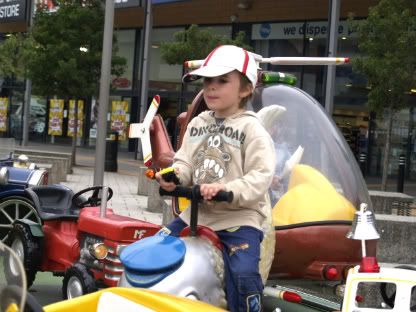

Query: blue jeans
[[166, 217, 264, 312]]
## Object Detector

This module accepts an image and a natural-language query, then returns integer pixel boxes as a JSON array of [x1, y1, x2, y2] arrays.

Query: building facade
[[0, 0, 415, 179]]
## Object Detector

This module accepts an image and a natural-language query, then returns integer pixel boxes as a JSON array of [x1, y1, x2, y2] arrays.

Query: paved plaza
[[60, 166, 163, 225]]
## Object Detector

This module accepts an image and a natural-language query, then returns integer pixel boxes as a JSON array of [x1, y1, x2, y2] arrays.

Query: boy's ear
[[239, 85, 253, 98]]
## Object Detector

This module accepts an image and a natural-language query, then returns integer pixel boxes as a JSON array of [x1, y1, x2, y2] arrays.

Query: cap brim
[[182, 65, 235, 83]]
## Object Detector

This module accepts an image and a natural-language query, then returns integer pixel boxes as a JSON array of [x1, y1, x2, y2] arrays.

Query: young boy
[[156, 45, 275, 312]]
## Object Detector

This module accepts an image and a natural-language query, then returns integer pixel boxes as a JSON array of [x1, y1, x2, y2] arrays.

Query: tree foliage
[[350, 0, 416, 114], [160, 24, 251, 65], [24, 0, 126, 99], [350, 0, 416, 190], [0, 33, 33, 78]]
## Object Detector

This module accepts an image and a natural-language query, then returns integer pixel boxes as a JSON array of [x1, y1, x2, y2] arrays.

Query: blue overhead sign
[[115, 0, 141, 8], [152, 0, 189, 4], [114, 0, 188, 9]]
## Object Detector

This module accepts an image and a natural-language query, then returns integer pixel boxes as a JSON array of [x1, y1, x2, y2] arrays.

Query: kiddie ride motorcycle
[[117, 182, 278, 310]]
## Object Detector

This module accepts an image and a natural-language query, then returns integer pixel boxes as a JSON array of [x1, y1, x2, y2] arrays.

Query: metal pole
[[100, 186, 109, 218], [137, 0, 152, 160], [324, 0, 340, 115], [22, 0, 35, 146], [359, 152, 367, 177], [71, 99, 78, 167], [93, 0, 114, 186], [397, 154, 405, 193], [22, 80, 31, 145]]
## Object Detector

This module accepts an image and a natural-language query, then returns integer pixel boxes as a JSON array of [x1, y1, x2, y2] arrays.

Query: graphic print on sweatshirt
[[193, 134, 231, 184], [190, 122, 246, 184]]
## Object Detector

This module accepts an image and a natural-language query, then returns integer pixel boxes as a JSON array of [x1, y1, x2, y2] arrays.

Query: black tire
[[62, 263, 97, 299], [0, 196, 41, 242], [4, 223, 42, 288], [0, 285, 44, 312]]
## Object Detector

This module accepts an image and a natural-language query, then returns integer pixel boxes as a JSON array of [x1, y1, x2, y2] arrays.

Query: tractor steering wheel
[[72, 186, 113, 208]]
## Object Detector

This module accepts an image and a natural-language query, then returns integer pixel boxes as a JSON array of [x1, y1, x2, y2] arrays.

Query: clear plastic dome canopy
[[250, 84, 371, 227]]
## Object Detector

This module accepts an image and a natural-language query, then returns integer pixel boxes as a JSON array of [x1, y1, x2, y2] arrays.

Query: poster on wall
[[0, 97, 8, 132], [111, 100, 129, 140], [68, 100, 84, 137], [89, 98, 98, 139], [48, 99, 64, 136]]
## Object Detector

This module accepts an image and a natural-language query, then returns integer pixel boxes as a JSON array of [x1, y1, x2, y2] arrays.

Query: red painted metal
[[78, 207, 160, 242], [180, 225, 223, 250], [41, 220, 79, 272]]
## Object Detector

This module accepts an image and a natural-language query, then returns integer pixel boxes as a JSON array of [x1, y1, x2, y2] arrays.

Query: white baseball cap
[[183, 45, 258, 88]]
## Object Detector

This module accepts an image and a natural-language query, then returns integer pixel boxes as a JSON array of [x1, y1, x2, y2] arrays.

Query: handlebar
[[159, 185, 233, 203]]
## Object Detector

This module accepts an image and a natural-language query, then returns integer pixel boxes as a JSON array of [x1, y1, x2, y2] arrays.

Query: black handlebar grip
[[159, 186, 233, 203], [212, 190, 234, 203], [162, 172, 180, 185], [159, 186, 192, 199]]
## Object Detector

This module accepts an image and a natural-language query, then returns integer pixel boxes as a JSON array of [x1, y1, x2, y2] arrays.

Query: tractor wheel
[[4, 223, 42, 288], [62, 263, 97, 299], [0, 196, 41, 242]]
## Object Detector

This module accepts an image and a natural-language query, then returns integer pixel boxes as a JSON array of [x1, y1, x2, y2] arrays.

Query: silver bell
[[346, 203, 380, 240]]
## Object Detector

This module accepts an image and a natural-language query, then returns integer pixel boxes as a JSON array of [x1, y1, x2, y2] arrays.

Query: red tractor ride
[[4, 184, 160, 299]]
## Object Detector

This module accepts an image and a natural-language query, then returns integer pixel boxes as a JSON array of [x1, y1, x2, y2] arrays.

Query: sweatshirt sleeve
[[172, 124, 194, 187], [224, 133, 276, 208]]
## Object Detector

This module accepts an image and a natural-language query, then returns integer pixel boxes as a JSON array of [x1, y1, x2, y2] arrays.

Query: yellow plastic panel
[[273, 164, 356, 226]]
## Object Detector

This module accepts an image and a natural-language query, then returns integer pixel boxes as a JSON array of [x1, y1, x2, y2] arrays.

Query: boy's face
[[202, 71, 252, 118]]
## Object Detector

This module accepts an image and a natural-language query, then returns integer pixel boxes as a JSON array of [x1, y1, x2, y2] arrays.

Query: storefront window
[[148, 27, 184, 91], [368, 103, 416, 178], [113, 29, 136, 91]]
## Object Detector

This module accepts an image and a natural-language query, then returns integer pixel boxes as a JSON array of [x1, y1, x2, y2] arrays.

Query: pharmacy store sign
[[252, 21, 356, 40], [0, 0, 27, 22]]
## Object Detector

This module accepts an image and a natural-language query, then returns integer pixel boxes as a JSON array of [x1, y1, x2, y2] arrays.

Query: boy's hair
[[239, 73, 254, 108]]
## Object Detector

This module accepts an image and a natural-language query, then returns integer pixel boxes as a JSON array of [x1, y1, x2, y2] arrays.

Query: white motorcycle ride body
[[118, 185, 275, 309]]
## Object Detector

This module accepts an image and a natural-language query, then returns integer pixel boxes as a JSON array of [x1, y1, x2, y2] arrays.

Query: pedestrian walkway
[[60, 166, 163, 225], [18, 140, 164, 225]]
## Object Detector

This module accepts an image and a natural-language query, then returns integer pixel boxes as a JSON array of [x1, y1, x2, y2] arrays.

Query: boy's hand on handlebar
[[200, 183, 226, 201], [155, 169, 179, 192]]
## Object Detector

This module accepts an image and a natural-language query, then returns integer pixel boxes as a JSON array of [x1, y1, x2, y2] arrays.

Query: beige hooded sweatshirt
[[173, 110, 276, 231]]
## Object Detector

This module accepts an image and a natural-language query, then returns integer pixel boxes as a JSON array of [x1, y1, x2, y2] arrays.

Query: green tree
[[160, 24, 251, 65], [350, 0, 416, 190], [27, 0, 126, 98], [0, 33, 33, 78], [16, 0, 127, 165]]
